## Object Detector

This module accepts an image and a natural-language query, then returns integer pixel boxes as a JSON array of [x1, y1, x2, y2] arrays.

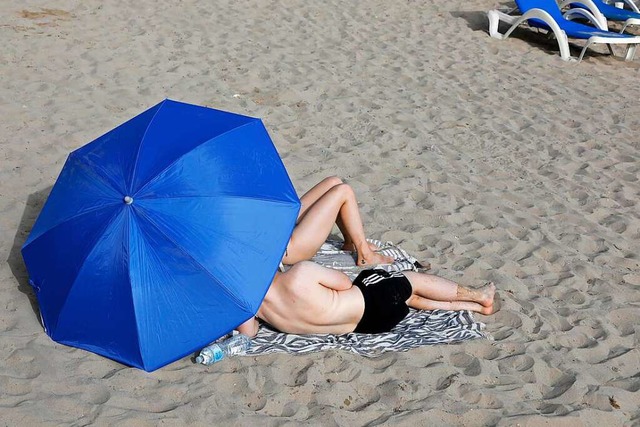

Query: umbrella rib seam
[[72, 154, 126, 197], [26, 154, 125, 246], [133, 120, 260, 196], [49, 208, 124, 339], [129, 100, 166, 194], [133, 208, 254, 313], [124, 211, 145, 368], [24, 204, 119, 252]]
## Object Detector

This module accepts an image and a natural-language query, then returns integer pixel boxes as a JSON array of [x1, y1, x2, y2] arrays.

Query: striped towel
[[241, 239, 488, 357]]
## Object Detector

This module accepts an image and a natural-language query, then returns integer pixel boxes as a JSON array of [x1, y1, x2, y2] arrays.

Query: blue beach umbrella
[[21, 99, 300, 371]]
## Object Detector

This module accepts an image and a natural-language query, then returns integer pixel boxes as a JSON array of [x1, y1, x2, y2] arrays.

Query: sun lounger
[[560, 0, 640, 33], [487, 0, 640, 61]]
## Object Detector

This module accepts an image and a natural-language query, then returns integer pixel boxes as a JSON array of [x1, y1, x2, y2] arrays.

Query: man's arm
[[237, 316, 259, 337], [306, 262, 353, 291]]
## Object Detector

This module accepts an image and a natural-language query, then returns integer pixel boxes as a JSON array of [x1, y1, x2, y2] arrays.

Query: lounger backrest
[[514, 0, 566, 21]]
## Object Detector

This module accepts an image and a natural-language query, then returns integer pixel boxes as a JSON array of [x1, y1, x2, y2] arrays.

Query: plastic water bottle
[[196, 334, 251, 365]]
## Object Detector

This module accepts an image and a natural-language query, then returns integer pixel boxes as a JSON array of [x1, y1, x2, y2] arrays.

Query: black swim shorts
[[353, 269, 412, 334]]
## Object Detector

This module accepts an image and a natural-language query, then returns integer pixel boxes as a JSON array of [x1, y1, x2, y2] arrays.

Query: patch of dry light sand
[[1, 0, 639, 425]]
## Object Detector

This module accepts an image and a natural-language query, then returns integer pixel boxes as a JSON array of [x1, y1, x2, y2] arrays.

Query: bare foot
[[359, 251, 394, 266], [479, 295, 502, 315], [479, 303, 496, 315], [477, 282, 496, 308]]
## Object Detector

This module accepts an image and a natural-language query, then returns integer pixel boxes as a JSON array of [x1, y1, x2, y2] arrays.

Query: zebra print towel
[[241, 240, 489, 357]]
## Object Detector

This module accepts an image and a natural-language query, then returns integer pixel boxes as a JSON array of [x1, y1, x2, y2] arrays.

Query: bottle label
[[212, 346, 224, 362], [227, 336, 250, 355]]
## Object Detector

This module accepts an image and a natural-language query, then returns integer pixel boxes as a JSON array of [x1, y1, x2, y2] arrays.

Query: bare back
[[257, 262, 365, 335]]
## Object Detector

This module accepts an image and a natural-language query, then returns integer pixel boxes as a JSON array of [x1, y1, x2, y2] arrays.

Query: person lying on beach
[[282, 176, 394, 267], [236, 261, 496, 337]]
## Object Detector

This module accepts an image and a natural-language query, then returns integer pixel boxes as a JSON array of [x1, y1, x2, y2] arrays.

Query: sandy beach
[[2, 0, 639, 425]]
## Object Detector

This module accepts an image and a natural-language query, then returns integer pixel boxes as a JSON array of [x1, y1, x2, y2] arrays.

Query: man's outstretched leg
[[402, 271, 496, 315]]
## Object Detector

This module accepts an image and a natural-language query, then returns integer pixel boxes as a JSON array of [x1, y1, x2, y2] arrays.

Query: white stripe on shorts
[[361, 271, 406, 287]]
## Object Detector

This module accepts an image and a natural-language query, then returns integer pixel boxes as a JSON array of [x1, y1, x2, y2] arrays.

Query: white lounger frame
[[559, 0, 640, 33], [487, 6, 640, 61]]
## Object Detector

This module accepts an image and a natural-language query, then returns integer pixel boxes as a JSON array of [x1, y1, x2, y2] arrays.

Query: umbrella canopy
[[21, 99, 300, 371]]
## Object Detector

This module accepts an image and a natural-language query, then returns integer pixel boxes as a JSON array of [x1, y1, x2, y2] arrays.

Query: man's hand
[[237, 317, 259, 338]]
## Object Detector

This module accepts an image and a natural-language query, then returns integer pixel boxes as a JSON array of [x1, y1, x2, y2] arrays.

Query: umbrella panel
[[22, 204, 121, 337], [136, 120, 297, 202]]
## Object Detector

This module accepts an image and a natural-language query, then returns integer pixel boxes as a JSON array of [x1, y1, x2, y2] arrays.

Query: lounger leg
[[578, 42, 594, 62], [556, 32, 573, 61], [487, 10, 503, 39], [624, 44, 637, 60]]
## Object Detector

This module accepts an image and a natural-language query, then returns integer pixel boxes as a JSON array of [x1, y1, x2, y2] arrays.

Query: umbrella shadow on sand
[[450, 10, 491, 32], [7, 186, 52, 320]]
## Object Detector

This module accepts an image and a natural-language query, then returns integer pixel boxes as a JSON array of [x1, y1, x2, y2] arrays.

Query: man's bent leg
[[284, 184, 392, 266], [297, 176, 343, 221]]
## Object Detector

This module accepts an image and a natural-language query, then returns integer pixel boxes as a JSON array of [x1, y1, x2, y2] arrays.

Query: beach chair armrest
[[620, 17, 640, 32], [562, 7, 609, 30], [487, 9, 521, 36], [487, 8, 574, 60]]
